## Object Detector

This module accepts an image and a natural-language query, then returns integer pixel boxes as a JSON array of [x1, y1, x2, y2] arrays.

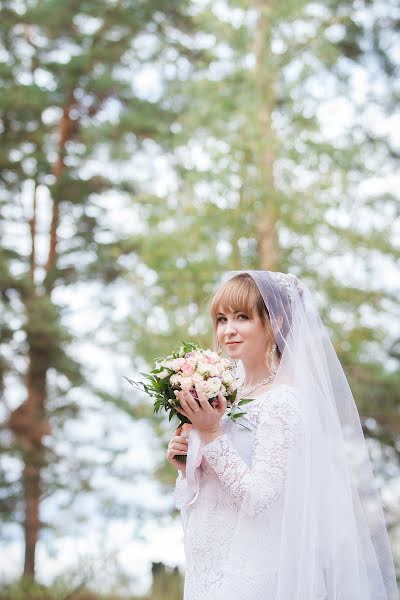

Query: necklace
[[238, 343, 278, 398], [239, 374, 274, 397]]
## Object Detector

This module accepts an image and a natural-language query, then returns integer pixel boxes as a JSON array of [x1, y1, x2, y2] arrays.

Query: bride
[[166, 271, 398, 600]]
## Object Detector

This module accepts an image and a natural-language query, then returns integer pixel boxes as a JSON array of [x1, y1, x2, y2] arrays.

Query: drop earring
[[270, 344, 278, 374], [264, 343, 278, 374]]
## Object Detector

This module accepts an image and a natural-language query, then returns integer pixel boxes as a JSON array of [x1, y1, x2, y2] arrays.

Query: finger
[[171, 435, 188, 445], [170, 450, 187, 458], [183, 388, 199, 412], [176, 389, 188, 410], [177, 435, 189, 444], [167, 448, 186, 459], [175, 391, 189, 412], [169, 442, 188, 452], [194, 383, 211, 411], [168, 439, 188, 451], [217, 394, 227, 414], [176, 407, 188, 417]]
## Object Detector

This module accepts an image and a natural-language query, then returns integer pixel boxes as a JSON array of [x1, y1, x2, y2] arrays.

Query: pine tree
[[0, 0, 204, 580], [123, 0, 400, 480]]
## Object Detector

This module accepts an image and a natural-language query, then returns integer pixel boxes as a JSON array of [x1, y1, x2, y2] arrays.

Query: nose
[[224, 320, 238, 336]]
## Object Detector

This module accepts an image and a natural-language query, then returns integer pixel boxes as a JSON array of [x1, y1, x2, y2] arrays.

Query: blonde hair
[[209, 273, 278, 356]]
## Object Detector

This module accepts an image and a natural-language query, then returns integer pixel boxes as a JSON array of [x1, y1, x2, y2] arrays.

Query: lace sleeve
[[173, 471, 192, 510], [202, 390, 304, 518], [173, 471, 194, 533]]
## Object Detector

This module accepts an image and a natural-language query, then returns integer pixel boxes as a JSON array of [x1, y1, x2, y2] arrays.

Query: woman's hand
[[175, 384, 227, 442], [166, 424, 192, 477]]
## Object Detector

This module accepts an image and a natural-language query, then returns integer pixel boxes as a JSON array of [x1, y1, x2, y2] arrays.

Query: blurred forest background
[[0, 0, 399, 598]]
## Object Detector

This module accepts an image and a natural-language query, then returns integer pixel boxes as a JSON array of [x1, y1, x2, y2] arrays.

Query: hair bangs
[[210, 274, 262, 327]]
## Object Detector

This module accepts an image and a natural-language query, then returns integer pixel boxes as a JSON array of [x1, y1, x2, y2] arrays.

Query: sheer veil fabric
[[187, 270, 398, 600]]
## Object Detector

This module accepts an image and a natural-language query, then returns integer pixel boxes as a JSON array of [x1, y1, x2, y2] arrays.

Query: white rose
[[171, 357, 186, 371], [161, 359, 173, 370], [197, 362, 212, 376], [228, 381, 239, 393], [170, 374, 183, 386], [203, 350, 219, 363], [206, 377, 222, 397], [157, 369, 170, 379], [222, 370, 234, 385], [180, 376, 193, 389], [207, 364, 219, 377], [214, 362, 225, 375], [192, 372, 204, 383], [221, 358, 233, 368], [200, 380, 214, 399]]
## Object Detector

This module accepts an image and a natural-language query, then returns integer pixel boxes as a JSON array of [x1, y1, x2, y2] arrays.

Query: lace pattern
[[202, 388, 304, 518], [173, 472, 193, 510], [173, 385, 305, 600]]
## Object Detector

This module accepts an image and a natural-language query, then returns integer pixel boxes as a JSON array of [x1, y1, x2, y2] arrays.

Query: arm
[[202, 390, 304, 518]]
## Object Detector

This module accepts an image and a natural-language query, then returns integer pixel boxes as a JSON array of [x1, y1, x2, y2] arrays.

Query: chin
[[225, 345, 242, 354]]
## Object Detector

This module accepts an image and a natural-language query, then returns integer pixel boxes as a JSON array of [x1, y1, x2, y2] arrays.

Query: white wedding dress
[[173, 384, 308, 600]]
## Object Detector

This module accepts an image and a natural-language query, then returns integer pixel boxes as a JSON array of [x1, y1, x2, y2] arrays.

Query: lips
[[226, 341, 241, 345]]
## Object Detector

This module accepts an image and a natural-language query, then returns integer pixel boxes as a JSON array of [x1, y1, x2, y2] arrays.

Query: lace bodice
[[173, 384, 305, 599], [201, 387, 303, 517]]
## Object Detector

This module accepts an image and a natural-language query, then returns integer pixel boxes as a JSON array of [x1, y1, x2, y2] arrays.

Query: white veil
[[205, 270, 398, 600]]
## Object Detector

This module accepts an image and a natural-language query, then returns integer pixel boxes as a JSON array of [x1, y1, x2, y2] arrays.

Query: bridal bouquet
[[124, 341, 254, 462]]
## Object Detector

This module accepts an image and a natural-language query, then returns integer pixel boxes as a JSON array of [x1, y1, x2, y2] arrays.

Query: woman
[[166, 271, 398, 600]]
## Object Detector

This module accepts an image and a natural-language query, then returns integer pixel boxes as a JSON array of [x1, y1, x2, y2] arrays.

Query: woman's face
[[216, 309, 269, 362]]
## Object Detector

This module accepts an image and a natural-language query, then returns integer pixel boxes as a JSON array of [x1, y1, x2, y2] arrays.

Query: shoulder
[[251, 383, 300, 408], [269, 384, 300, 407]]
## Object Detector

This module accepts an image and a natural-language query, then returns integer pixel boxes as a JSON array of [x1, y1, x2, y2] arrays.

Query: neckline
[[242, 382, 291, 401]]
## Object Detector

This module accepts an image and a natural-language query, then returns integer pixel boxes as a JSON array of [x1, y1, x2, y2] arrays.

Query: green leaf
[[232, 411, 246, 419], [237, 398, 254, 406]]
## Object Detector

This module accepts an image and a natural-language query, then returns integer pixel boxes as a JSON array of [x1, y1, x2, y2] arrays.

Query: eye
[[217, 314, 247, 323]]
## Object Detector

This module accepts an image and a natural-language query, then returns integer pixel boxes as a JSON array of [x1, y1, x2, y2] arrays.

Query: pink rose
[[203, 350, 218, 364], [181, 362, 195, 376]]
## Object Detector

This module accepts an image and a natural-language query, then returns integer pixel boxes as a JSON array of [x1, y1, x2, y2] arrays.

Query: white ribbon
[[184, 427, 205, 506]]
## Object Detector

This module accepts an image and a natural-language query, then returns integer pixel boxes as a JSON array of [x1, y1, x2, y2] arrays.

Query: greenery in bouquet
[[124, 341, 254, 462]]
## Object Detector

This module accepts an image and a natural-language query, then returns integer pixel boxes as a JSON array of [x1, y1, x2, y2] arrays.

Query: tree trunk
[[22, 461, 41, 577], [12, 92, 75, 578], [253, 0, 279, 270], [8, 347, 49, 579]]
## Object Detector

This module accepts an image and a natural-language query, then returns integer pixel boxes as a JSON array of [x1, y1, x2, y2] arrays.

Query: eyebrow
[[216, 311, 242, 316]]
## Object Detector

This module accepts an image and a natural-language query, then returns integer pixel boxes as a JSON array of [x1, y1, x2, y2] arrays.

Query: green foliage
[[123, 0, 400, 441], [0, 559, 184, 600], [0, 0, 206, 581], [0, 0, 399, 589]]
